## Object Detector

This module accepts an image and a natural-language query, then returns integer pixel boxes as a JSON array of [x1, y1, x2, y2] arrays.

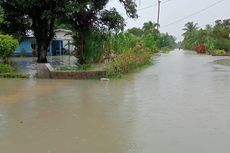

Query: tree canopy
[[0, 0, 68, 62], [0, 0, 138, 63], [182, 20, 230, 52], [62, 0, 137, 64]]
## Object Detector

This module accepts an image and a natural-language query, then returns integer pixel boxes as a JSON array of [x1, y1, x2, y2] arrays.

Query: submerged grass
[[0, 64, 29, 78]]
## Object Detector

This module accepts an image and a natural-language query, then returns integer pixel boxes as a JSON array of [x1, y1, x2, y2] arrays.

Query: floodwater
[[1, 50, 230, 153]]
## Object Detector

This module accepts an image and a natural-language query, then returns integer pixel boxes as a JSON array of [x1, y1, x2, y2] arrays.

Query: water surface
[[1, 50, 230, 153]]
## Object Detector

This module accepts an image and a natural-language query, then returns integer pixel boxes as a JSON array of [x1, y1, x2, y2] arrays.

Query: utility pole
[[157, 0, 161, 30]]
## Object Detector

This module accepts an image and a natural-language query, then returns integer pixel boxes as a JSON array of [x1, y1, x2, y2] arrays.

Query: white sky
[[108, 0, 230, 41]]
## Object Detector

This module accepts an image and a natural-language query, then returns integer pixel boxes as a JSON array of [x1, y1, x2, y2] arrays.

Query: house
[[14, 29, 74, 56], [14, 37, 36, 56]]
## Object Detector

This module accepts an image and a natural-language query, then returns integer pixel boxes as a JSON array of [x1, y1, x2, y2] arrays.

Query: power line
[[167, 21, 215, 33], [125, 0, 172, 21], [161, 0, 225, 28], [137, 0, 172, 11]]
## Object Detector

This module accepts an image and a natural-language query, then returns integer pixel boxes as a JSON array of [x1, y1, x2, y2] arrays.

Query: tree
[[0, 6, 5, 32], [182, 22, 199, 35], [212, 19, 230, 51], [159, 33, 176, 49], [142, 21, 159, 36], [182, 22, 199, 50], [63, 0, 138, 64], [0, 34, 18, 63], [127, 27, 143, 37], [182, 20, 230, 52], [0, 0, 67, 63]]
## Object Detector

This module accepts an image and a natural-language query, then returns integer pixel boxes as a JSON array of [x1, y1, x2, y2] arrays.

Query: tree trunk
[[79, 33, 85, 64], [32, 16, 54, 63], [37, 42, 48, 63]]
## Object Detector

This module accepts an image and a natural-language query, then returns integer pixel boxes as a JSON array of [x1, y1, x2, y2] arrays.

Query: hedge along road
[[0, 49, 230, 153]]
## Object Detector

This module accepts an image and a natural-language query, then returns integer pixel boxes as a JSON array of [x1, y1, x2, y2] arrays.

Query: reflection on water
[[1, 50, 230, 153]]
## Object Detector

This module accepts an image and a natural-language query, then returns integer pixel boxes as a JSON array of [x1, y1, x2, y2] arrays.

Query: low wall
[[45, 64, 105, 80], [50, 71, 105, 80]]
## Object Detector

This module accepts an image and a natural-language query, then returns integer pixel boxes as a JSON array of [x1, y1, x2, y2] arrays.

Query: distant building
[[14, 29, 74, 56]]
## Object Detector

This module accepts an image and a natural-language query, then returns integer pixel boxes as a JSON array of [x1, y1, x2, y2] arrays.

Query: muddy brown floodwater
[[1, 50, 230, 153]]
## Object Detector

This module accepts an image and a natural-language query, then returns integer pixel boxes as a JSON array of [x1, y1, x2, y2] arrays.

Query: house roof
[[54, 29, 73, 34]]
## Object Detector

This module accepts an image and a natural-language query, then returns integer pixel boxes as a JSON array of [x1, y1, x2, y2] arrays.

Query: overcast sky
[[108, 0, 230, 41]]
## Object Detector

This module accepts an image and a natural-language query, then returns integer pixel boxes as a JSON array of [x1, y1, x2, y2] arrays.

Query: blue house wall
[[14, 38, 33, 56], [51, 40, 64, 55], [14, 38, 64, 56]]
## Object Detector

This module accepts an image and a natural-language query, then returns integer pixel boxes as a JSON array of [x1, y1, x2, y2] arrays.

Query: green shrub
[[106, 32, 140, 55], [0, 64, 28, 78], [212, 50, 226, 55], [143, 33, 159, 53], [105, 43, 152, 78], [0, 64, 14, 73], [56, 64, 91, 71], [0, 34, 19, 63], [0, 73, 28, 78], [160, 47, 171, 53], [214, 39, 230, 51]]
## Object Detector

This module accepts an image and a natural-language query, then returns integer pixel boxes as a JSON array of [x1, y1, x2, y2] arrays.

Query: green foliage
[[1, 0, 68, 62], [127, 27, 143, 37], [214, 39, 230, 51], [0, 34, 18, 63], [100, 8, 126, 32], [0, 64, 13, 73], [143, 21, 159, 36], [72, 28, 106, 64], [82, 29, 105, 63], [126, 21, 176, 53], [182, 20, 230, 52], [103, 21, 176, 56], [105, 43, 152, 77], [182, 22, 199, 50], [0, 72, 28, 78], [160, 47, 172, 53], [0, 6, 6, 33], [56, 64, 91, 71], [143, 33, 158, 53], [204, 36, 215, 52], [0, 64, 28, 78], [77, 64, 92, 71], [111, 32, 140, 54], [63, 0, 138, 64], [212, 50, 226, 55], [161, 34, 176, 49]]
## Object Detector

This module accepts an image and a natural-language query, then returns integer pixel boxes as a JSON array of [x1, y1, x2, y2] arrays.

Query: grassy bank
[[0, 64, 28, 78]]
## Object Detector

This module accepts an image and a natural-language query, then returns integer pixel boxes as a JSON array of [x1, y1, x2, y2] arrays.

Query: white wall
[[54, 30, 74, 52]]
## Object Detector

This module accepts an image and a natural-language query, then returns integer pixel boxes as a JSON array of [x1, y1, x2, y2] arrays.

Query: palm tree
[[142, 21, 160, 36], [182, 22, 199, 37], [182, 22, 199, 50]]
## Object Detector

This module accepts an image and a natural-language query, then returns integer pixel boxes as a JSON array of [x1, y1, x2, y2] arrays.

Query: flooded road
[[1, 50, 230, 153]]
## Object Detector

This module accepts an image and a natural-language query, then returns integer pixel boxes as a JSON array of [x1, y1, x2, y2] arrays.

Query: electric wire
[[161, 0, 225, 28]]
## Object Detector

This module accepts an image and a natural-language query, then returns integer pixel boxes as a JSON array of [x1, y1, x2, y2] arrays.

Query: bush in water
[[0, 64, 14, 73], [105, 43, 152, 78], [0, 34, 18, 63]]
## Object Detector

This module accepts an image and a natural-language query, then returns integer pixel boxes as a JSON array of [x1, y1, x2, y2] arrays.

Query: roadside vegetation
[[105, 43, 152, 77], [0, 63, 28, 78], [181, 19, 230, 55], [0, 1, 177, 78], [0, 34, 27, 78], [0, 34, 18, 63], [55, 21, 176, 77]]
